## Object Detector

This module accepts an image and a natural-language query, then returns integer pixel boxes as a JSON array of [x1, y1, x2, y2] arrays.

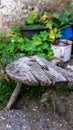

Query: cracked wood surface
[[6, 56, 73, 87]]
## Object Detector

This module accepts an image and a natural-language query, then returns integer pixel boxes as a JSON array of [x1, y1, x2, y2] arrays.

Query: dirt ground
[[0, 57, 73, 130], [0, 91, 73, 130]]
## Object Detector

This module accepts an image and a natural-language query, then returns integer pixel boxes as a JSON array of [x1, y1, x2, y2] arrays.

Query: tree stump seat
[[6, 55, 73, 110]]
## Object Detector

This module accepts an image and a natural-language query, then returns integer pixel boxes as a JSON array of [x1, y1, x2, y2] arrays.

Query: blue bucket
[[61, 26, 73, 39]]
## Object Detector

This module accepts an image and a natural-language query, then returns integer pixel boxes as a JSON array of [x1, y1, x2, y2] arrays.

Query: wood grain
[[6, 56, 73, 87]]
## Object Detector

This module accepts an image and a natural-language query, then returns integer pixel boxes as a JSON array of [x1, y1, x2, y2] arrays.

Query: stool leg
[[6, 82, 22, 110], [51, 86, 69, 121]]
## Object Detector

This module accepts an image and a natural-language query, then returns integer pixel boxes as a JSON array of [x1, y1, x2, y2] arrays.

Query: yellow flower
[[8, 33, 14, 37], [49, 28, 57, 41], [40, 12, 48, 22]]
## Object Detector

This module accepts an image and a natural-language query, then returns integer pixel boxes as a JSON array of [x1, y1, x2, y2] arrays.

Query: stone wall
[[0, 0, 72, 33]]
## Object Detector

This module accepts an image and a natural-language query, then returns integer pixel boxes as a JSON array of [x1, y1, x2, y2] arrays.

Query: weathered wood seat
[[6, 55, 73, 110]]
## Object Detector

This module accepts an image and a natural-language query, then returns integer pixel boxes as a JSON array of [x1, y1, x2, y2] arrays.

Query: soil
[[0, 91, 73, 130]]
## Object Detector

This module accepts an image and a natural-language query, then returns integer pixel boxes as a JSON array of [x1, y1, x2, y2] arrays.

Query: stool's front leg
[[6, 82, 22, 110]]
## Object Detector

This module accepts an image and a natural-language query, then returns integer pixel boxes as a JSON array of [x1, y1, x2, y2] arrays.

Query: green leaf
[[70, 2, 73, 7], [40, 31, 48, 41], [0, 33, 6, 38], [32, 34, 42, 46], [17, 43, 26, 51], [26, 11, 38, 24], [52, 13, 59, 19], [7, 43, 16, 53]]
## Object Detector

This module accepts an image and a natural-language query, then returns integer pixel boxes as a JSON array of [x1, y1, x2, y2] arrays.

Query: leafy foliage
[[52, 2, 73, 29], [26, 11, 38, 24], [0, 25, 61, 66]]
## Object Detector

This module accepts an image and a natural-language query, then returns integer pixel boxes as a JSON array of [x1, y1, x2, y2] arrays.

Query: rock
[[0, 0, 71, 33]]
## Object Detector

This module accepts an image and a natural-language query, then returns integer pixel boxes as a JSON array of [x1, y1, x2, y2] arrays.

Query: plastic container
[[51, 40, 72, 62], [61, 26, 73, 39], [20, 27, 47, 39]]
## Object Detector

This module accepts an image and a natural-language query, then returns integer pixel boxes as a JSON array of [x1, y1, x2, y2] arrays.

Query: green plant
[[26, 10, 38, 25], [52, 2, 73, 29], [0, 22, 61, 66], [21, 11, 48, 28]]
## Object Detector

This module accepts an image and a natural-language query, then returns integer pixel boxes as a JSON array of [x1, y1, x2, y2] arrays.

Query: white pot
[[51, 40, 72, 62]]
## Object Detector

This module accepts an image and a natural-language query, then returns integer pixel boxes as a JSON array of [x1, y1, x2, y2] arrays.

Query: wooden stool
[[6, 56, 73, 113]]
